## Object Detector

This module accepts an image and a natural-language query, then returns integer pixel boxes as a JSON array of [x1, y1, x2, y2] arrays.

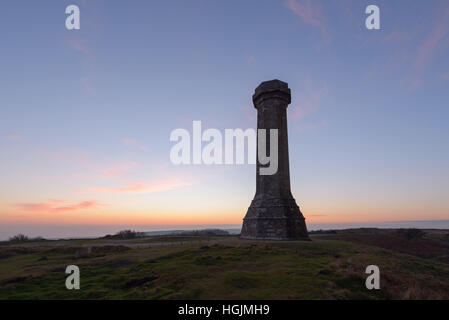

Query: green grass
[[1, 235, 449, 300]]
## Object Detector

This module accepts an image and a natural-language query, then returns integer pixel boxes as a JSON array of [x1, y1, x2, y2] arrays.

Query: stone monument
[[241, 80, 309, 240]]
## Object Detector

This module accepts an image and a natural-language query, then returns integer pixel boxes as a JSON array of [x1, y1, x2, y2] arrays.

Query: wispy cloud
[[284, 0, 329, 40], [16, 199, 102, 213], [240, 104, 256, 122], [6, 135, 21, 141], [291, 81, 328, 121], [78, 177, 192, 195], [99, 162, 139, 179], [44, 150, 139, 179], [67, 38, 89, 54], [364, 51, 410, 81], [151, 162, 170, 171], [383, 30, 411, 43], [121, 138, 149, 151], [405, 4, 449, 89], [81, 77, 96, 93]]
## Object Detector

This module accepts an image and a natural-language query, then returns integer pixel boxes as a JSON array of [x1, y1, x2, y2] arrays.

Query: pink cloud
[[381, 28, 415, 45], [406, 5, 449, 89], [291, 81, 328, 121], [79, 177, 192, 195], [151, 162, 170, 171], [121, 138, 149, 151], [414, 11, 449, 69], [67, 38, 89, 54], [16, 199, 102, 214], [44, 151, 139, 179], [364, 51, 410, 81], [45, 150, 91, 166], [240, 104, 256, 122], [99, 162, 139, 179], [384, 30, 405, 42], [284, 0, 329, 40], [82, 77, 96, 93], [6, 135, 21, 141]]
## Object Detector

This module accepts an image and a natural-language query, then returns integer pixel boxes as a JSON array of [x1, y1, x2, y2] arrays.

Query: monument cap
[[252, 79, 291, 106]]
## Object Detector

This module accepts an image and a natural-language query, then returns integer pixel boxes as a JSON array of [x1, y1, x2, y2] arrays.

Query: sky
[[1, 0, 449, 238]]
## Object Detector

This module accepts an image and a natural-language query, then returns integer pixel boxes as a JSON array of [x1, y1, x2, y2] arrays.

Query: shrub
[[103, 230, 145, 240], [9, 234, 29, 242], [8, 234, 45, 243], [397, 228, 425, 240]]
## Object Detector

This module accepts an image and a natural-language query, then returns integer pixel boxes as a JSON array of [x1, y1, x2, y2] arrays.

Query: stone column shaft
[[241, 80, 309, 240]]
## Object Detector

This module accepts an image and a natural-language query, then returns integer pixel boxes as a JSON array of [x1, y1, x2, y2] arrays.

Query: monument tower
[[241, 80, 309, 240]]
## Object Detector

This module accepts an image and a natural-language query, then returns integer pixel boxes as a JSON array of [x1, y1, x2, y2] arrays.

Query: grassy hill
[[1, 229, 449, 300]]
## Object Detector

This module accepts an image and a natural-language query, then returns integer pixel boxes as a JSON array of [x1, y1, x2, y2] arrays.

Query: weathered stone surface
[[241, 80, 309, 240]]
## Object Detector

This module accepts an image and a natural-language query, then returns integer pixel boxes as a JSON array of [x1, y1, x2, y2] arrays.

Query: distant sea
[[1, 220, 449, 241]]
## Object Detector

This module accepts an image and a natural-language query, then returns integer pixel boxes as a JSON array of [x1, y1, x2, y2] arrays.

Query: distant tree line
[[103, 230, 146, 240], [8, 234, 45, 243], [178, 229, 230, 236], [102, 229, 231, 239], [396, 228, 425, 239]]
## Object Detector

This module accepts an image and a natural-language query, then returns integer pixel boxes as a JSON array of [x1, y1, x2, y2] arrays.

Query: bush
[[397, 228, 425, 240], [8, 234, 45, 243], [9, 234, 29, 242], [179, 229, 230, 236], [103, 230, 145, 240], [309, 229, 337, 235]]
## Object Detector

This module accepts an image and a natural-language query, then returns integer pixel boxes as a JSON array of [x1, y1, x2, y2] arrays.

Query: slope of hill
[[1, 229, 448, 299]]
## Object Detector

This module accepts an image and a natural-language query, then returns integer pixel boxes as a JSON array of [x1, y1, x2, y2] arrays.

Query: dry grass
[[1, 230, 449, 300]]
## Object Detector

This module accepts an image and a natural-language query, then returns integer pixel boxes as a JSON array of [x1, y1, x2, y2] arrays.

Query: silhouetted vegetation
[[397, 228, 425, 240], [8, 234, 45, 243], [309, 229, 338, 235], [103, 230, 145, 240], [178, 229, 230, 236]]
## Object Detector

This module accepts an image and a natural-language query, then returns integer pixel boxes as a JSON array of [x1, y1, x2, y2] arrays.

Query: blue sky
[[1, 0, 449, 234]]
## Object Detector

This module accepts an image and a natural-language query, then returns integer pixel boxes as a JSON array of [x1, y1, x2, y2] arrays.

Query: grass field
[[1, 229, 449, 300]]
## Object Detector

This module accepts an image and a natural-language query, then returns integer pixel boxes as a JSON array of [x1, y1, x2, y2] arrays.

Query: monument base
[[241, 201, 309, 240]]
